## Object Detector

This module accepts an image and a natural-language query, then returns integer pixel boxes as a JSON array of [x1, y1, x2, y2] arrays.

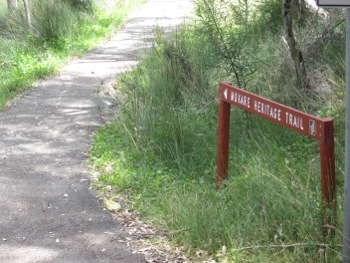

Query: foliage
[[253, 0, 283, 34], [0, 0, 145, 109], [195, 0, 261, 88]]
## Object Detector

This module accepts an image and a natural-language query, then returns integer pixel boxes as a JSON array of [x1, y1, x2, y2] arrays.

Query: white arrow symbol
[[223, 88, 228, 100]]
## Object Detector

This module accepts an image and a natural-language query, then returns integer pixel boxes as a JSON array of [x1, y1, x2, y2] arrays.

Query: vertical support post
[[320, 118, 335, 207], [216, 97, 231, 188], [343, 8, 350, 263]]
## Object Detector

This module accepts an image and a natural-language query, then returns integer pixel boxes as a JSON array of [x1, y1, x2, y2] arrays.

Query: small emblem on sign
[[223, 89, 228, 100], [309, 120, 316, 136]]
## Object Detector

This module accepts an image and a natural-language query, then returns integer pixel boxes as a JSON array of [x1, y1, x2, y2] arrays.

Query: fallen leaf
[[103, 197, 121, 212]]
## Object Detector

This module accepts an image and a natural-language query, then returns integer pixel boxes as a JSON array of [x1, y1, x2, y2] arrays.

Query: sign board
[[217, 82, 335, 207], [317, 0, 350, 7], [220, 83, 326, 141]]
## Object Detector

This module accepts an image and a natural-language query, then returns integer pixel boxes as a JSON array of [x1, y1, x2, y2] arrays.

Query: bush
[[195, 0, 261, 88]]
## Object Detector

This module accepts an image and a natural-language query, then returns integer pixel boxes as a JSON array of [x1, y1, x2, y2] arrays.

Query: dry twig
[[235, 243, 343, 251], [132, 228, 191, 238]]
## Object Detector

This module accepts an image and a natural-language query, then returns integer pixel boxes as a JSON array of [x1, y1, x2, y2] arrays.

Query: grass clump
[[0, 0, 145, 109], [114, 29, 217, 175], [90, 1, 345, 262]]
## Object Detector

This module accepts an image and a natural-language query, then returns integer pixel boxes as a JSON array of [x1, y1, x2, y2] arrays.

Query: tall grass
[[0, 0, 144, 109], [90, 1, 346, 261], [115, 29, 217, 176]]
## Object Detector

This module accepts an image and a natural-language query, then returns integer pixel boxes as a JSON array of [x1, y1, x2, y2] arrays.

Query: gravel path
[[0, 1, 193, 262]]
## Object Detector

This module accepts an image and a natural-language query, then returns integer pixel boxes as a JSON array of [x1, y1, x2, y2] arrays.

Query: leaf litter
[[107, 194, 217, 263], [93, 181, 217, 262]]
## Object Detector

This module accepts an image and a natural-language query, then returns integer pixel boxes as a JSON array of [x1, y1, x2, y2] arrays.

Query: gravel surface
[[0, 1, 193, 262]]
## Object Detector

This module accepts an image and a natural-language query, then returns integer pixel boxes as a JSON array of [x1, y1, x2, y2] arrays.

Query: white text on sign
[[224, 88, 307, 132]]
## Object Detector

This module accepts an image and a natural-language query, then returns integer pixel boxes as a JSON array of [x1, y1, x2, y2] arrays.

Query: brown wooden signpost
[[217, 82, 336, 206]]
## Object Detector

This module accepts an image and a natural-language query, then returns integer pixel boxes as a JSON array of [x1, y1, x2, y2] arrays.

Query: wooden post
[[320, 118, 336, 206], [216, 93, 231, 188]]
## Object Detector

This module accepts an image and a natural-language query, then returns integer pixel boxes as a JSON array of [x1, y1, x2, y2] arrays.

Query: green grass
[[0, 0, 146, 109], [91, 116, 343, 262], [89, 1, 346, 262]]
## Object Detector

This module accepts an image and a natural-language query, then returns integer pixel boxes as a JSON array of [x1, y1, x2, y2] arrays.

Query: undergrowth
[[0, 0, 145, 109], [90, 1, 346, 262]]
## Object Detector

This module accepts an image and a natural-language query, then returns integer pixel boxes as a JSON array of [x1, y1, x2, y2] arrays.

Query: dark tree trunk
[[283, 0, 310, 91]]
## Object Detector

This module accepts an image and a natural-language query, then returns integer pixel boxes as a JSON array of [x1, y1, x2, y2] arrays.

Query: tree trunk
[[22, 0, 33, 34], [283, 0, 310, 91], [292, 0, 307, 20]]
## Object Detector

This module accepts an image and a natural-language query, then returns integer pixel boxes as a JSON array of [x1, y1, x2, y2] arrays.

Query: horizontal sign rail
[[219, 82, 329, 142], [217, 82, 335, 206]]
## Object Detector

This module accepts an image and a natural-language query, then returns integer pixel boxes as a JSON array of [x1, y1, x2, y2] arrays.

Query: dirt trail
[[0, 1, 193, 262]]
